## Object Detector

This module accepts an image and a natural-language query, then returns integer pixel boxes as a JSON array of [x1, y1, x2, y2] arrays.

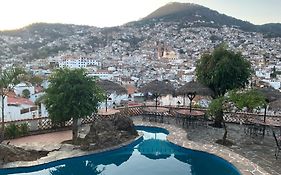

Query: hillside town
[[1, 2, 281, 175], [0, 22, 281, 122]]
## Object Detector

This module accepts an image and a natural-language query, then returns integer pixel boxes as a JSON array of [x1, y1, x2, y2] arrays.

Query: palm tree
[[0, 67, 25, 142]]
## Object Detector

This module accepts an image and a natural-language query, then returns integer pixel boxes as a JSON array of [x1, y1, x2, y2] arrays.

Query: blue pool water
[[0, 126, 241, 175]]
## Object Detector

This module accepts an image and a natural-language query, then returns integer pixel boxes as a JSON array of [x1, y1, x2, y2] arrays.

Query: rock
[[0, 144, 49, 164], [114, 116, 138, 135], [82, 116, 138, 151]]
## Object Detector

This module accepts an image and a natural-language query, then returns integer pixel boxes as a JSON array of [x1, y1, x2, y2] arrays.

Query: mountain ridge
[[135, 2, 280, 37]]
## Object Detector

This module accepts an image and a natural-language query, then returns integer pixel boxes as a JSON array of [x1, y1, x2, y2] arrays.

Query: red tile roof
[[7, 97, 34, 106], [35, 86, 43, 93], [125, 85, 136, 94]]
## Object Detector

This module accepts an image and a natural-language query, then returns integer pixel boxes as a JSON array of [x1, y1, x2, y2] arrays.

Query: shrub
[[4, 123, 29, 139], [5, 124, 20, 139], [19, 123, 29, 135]]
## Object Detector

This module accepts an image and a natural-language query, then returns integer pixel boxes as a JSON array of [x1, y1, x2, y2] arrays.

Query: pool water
[[0, 126, 241, 175]]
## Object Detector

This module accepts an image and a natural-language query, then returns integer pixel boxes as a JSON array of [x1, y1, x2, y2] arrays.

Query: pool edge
[[134, 121, 271, 175]]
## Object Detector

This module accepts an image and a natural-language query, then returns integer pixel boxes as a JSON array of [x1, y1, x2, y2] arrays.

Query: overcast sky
[[0, 0, 280, 30]]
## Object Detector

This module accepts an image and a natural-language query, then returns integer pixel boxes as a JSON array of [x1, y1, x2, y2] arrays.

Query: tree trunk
[[72, 118, 78, 143], [222, 119, 228, 145], [213, 115, 223, 128], [1, 96, 5, 143]]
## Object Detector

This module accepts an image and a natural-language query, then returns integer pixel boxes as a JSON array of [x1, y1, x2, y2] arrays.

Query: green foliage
[[0, 67, 26, 94], [4, 123, 29, 139], [228, 89, 266, 112], [4, 124, 19, 139], [22, 89, 31, 98], [44, 68, 105, 124], [30, 75, 44, 86], [18, 123, 29, 135], [0, 67, 26, 141], [208, 96, 225, 118], [196, 45, 252, 97], [35, 94, 46, 106]]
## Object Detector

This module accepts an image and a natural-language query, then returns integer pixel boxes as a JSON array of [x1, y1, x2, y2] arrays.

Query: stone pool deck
[[3, 116, 280, 175], [132, 118, 271, 175]]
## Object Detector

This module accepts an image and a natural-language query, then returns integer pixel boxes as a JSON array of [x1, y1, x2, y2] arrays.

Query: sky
[[0, 0, 281, 30]]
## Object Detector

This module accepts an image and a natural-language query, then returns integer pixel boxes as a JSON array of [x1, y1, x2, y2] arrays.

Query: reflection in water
[[50, 161, 104, 175], [137, 139, 172, 160], [50, 145, 135, 175]]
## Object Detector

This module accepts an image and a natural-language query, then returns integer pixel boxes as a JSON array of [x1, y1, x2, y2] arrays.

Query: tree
[[208, 96, 228, 140], [196, 44, 252, 127], [22, 89, 31, 98], [0, 67, 25, 142], [208, 96, 230, 145], [20, 73, 44, 86], [228, 89, 266, 113], [196, 44, 252, 97], [208, 90, 266, 145], [208, 97, 224, 127], [30, 75, 44, 86], [44, 68, 104, 143]]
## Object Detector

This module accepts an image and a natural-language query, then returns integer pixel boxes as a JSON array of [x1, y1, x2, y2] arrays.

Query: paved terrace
[[132, 116, 275, 175], [3, 115, 280, 175]]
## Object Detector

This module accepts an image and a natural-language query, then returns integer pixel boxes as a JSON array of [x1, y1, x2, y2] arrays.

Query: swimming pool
[[0, 126, 241, 175]]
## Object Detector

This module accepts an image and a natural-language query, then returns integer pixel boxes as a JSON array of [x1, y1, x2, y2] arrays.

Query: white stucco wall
[[14, 83, 35, 97], [99, 93, 128, 109], [5, 105, 38, 122]]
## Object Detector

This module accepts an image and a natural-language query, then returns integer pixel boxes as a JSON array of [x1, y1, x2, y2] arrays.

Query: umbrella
[[257, 87, 281, 103], [176, 81, 214, 97], [176, 81, 214, 112], [137, 139, 172, 160], [139, 80, 175, 108], [257, 87, 281, 122], [268, 99, 281, 111], [139, 80, 175, 95], [97, 80, 127, 95], [97, 80, 127, 111]]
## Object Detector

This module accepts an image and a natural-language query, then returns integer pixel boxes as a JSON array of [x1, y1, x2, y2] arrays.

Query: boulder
[[82, 116, 138, 151], [0, 144, 48, 165]]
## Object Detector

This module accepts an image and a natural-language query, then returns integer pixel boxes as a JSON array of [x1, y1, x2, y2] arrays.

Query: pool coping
[[133, 121, 271, 175]]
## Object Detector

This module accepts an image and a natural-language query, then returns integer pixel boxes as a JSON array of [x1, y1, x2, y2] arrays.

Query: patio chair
[[272, 130, 281, 159]]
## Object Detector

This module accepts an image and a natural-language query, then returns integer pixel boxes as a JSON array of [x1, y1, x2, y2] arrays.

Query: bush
[[4, 123, 29, 139], [5, 124, 20, 139], [19, 123, 29, 135]]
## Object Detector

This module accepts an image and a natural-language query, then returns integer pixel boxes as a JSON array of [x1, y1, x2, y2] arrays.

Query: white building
[[99, 92, 128, 109], [255, 70, 271, 79], [14, 82, 35, 97], [58, 55, 101, 69], [88, 70, 114, 80], [2, 95, 39, 122]]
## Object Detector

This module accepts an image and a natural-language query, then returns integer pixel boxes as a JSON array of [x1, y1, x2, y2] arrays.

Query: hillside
[[139, 2, 280, 37], [0, 2, 280, 63], [0, 23, 99, 61]]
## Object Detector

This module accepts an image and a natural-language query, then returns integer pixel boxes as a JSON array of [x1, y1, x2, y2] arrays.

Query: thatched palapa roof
[[139, 80, 175, 96], [268, 99, 281, 111], [257, 87, 281, 102], [177, 81, 214, 97], [97, 80, 127, 95]]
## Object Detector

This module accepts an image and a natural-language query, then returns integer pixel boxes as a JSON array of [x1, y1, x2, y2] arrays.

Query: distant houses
[[1, 82, 47, 122], [58, 55, 101, 69]]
